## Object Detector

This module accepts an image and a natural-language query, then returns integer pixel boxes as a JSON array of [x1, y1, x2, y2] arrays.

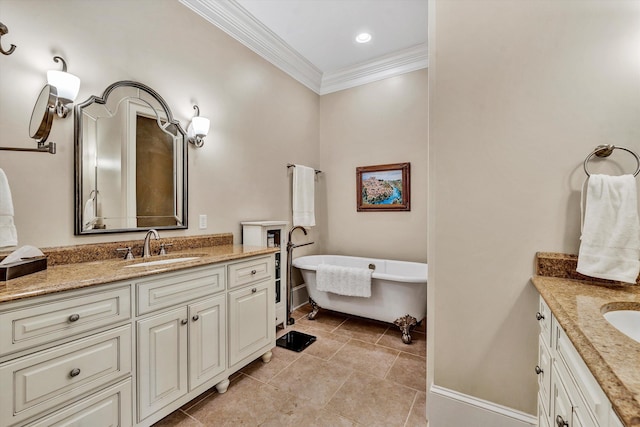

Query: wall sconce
[[46, 56, 80, 118], [187, 105, 210, 148]]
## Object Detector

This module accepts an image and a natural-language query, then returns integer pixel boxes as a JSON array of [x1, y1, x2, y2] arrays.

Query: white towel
[[316, 264, 372, 297], [292, 164, 315, 227], [0, 169, 17, 249], [577, 174, 640, 284]]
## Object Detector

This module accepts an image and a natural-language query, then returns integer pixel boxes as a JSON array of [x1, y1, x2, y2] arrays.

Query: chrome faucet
[[287, 226, 308, 250], [142, 229, 160, 259]]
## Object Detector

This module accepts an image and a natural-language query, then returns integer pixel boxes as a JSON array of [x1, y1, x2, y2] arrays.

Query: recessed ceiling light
[[355, 32, 372, 44]]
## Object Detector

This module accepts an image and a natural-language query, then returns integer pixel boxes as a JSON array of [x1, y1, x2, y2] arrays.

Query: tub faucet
[[287, 226, 308, 250], [142, 229, 160, 259]]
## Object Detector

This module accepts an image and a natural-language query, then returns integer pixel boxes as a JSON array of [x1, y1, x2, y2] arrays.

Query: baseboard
[[427, 384, 536, 427]]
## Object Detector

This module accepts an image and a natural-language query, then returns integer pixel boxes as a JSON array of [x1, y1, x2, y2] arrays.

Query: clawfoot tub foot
[[394, 315, 418, 344], [308, 297, 320, 320]]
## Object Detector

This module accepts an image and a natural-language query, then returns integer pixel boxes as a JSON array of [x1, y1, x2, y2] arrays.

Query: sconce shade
[[47, 70, 80, 103], [190, 116, 210, 137]]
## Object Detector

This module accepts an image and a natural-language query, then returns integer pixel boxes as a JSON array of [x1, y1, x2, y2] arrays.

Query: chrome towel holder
[[583, 144, 640, 177]]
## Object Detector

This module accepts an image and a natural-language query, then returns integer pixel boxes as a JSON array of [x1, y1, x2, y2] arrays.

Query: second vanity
[[0, 241, 278, 427], [533, 253, 640, 427]]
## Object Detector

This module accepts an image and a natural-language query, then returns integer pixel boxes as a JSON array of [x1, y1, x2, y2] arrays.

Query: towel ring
[[583, 144, 640, 177]]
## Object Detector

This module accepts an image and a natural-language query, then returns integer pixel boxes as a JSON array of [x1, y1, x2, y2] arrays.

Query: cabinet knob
[[536, 312, 545, 321], [69, 368, 81, 378], [181, 319, 188, 325], [251, 269, 257, 275], [535, 365, 543, 375], [556, 415, 569, 427], [68, 314, 80, 322], [192, 315, 200, 322], [252, 288, 257, 293]]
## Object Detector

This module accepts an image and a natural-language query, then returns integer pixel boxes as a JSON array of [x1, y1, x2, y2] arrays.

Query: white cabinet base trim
[[427, 384, 536, 427]]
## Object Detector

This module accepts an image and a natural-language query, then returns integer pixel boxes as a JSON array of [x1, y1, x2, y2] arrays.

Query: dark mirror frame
[[74, 80, 188, 235]]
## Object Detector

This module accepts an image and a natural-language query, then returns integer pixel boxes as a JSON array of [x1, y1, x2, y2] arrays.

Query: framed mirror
[[74, 81, 188, 234]]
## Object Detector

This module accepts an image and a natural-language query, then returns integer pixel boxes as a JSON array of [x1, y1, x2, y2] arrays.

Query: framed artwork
[[356, 162, 410, 211]]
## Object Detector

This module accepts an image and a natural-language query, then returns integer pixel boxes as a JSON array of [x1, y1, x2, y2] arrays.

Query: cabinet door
[[189, 295, 226, 390], [538, 336, 552, 417], [552, 365, 573, 427], [137, 307, 188, 421], [228, 280, 274, 367]]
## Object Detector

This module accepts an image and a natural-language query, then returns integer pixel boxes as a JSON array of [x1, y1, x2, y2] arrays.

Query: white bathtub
[[292, 255, 427, 343]]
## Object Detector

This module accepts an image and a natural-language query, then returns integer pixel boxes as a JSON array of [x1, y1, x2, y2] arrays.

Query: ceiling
[[179, 0, 428, 94]]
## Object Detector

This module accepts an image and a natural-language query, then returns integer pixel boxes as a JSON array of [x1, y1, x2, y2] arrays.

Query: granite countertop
[[0, 244, 279, 304], [532, 275, 640, 426]]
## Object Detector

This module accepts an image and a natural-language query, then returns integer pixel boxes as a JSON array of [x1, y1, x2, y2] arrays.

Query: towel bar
[[287, 163, 322, 174], [583, 144, 640, 177]]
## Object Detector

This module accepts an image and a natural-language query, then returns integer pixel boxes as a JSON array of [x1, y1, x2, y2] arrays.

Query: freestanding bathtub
[[291, 255, 428, 344]]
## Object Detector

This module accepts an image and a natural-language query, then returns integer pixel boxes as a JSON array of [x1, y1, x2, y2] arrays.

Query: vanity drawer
[[537, 296, 552, 348], [227, 256, 272, 289], [0, 325, 131, 426], [136, 265, 225, 315], [25, 378, 132, 427], [0, 286, 131, 357]]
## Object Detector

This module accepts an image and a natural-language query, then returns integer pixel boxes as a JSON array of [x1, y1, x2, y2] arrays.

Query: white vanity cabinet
[[0, 283, 133, 427], [0, 251, 276, 427], [227, 256, 275, 369], [536, 296, 625, 427]]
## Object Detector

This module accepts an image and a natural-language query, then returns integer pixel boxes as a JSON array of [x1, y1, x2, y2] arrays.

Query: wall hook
[[0, 22, 17, 56]]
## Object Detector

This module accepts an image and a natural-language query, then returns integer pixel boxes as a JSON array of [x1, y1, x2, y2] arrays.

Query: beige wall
[[428, 0, 640, 415], [319, 70, 428, 263], [0, 0, 320, 248]]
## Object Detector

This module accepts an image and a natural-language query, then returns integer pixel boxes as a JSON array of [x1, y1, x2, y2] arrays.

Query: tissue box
[[0, 257, 47, 281]]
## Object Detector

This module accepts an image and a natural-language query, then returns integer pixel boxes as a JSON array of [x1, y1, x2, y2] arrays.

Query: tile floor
[[153, 304, 427, 427]]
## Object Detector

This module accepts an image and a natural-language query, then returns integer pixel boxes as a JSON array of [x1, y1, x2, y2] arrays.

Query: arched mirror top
[[74, 80, 188, 235]]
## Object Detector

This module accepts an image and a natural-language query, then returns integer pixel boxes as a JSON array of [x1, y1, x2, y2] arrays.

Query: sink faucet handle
[[116, 247, 134, 260], [158, 243, 173, 256]]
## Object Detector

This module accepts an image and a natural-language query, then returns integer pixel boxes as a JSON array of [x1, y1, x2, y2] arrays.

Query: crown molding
[[179, 0, 428, 95], [320, 44, 428, 95], [179, 0, 322, 93]]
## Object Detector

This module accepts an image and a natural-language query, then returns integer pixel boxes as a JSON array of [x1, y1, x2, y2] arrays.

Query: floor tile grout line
[[324, 337, 350, 362], [375, 340, 427, 359], [321, 368, 357, 413], [261, 351, 305, 385], [375, 325, 391, 345], [178, 408, 205, 425], [383, 352, 402, 380], [402, 389, 420, 427], [331, 315, 351, 333]]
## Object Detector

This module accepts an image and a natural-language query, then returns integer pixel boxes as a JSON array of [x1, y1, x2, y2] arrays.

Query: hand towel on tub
[[292, 164, 315, 227], [577, 174, 640, 284], [316, 264, 373, 297], [0, 168, 17, 249]]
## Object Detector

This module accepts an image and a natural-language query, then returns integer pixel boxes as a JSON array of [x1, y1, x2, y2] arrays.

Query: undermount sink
[[124, 257, 200, 268], [603, 310, 640, 343]]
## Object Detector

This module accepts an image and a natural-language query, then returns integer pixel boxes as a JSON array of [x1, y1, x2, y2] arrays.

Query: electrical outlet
[[199, 214, 207, 229]]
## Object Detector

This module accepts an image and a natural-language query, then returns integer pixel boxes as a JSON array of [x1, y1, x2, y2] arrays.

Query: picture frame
[[356, 162, 410, 211]]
